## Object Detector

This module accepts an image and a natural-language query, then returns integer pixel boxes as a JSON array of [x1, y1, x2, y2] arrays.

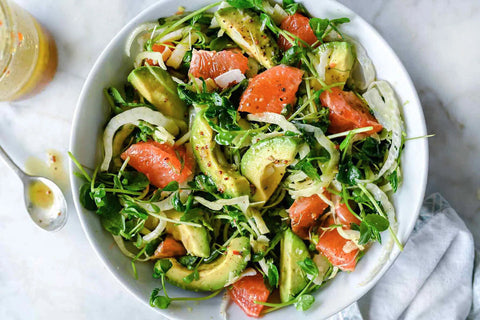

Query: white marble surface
[[0, 0, 478, 319]]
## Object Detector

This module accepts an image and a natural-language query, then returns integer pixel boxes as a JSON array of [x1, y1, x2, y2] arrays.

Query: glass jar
[[0, 0, 57, 101]]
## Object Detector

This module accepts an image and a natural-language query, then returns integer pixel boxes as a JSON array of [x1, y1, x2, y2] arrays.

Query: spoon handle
[[0, 145, 27, 180]]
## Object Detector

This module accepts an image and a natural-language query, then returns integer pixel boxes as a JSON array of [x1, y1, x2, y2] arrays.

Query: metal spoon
[[0, 145, 67, 231]]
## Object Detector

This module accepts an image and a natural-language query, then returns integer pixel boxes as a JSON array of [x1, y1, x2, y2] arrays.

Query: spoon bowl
[[24, 176, 68, 231], [0, 145, 68, 232]]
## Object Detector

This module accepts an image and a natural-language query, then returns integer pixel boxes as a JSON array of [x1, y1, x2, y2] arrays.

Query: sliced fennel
[[100, 107, 179, 171], [362, 81, 404, 180], [143, 212, 167, 242], [346, 36, 376, 91], [247, 112, 300, 134], [134, 52, 168, 69]]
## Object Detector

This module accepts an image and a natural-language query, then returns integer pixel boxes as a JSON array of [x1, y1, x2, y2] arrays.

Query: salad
[[71, 0, 405, 317]]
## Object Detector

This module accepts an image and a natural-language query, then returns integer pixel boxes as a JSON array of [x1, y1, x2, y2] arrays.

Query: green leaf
[[209, 36, 229, 51], [164, 181, 180, 192], [150, 181, 179, 202], [183, 269, 200, 283], [96, 193, 121, 216], [358, 221, 371, 245], [387, 170, 398, 193], [214, 131, 237, 146], [280, 45, 307, 66], [226, 0, 255, 9], [91, 184, 107, 207], [309, 18, 330, 40], [154, 259, 173, 278], [150, 289, 171, 309], [283, 0, 299, 15], [364, 214, 389, 232], [337, 159, 362, 185], [79, 183, 96, 210], [293, 157, 321, 180], [122, 201, 149, 220], [145, 238, 162, 256], [178, 255, 199, 269], [136, 120, 155, 142], [339, 130, 356, 152], [295, 294, 315, 311], [330, 17, 350, 26], [121, 171, 150, 191], [194, 174, 218, 194], [259, 13, 280, 36], [267, 262, 279, 288], [172, 191, 186, 212], [297, 257, 318, 277]]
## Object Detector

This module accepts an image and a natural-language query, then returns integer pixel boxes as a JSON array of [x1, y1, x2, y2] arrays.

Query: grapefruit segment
[[121, 141, 194, 189], [278, 13, 318, 51], [320, 87, 383, 134], [189, 49, 248, 83], [238, 65, 303, 114]]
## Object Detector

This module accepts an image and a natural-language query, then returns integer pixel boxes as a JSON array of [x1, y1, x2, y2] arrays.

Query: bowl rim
[[69, 0, 429, 318]]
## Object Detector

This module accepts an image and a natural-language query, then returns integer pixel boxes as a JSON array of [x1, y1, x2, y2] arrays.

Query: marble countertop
[[0, 0, 478, 318]]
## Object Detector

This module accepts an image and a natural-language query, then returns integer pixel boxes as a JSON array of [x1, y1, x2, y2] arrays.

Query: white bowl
[[69, 0, 428, 319]]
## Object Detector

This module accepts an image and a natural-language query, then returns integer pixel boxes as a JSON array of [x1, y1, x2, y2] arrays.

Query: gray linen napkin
[[329, 193, 478, 320]]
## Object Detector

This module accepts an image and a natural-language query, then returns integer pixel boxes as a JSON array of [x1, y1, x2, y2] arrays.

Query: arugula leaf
[[297, 257, 318, 277], [283, 0, 299, 15], [259, 13, 280, 36], [122, 201, 149, 220], [337, 159, 362, 185], [309, 18, 330, 40], [357, 214, 389, 245], [150, 181, 179, 202], [209, 36, 229, 51], [387, 170, 398, 192], [294, 294, 315, 311], [178, 85, 241, 133], [99, 198, 124, 235], [172, 191, 186, 212], [154, 259, 173, 278], [104, 87, 150, 114], [121, 171, 150, 191], [364, 214, 389, 232], [145, 238, 162, 256], [280, 45, 307, 66], [293, 156, 321, 180], [226, 0, 265, 11], [226, 0, 255, 8], [282, 0, 309, 15], [135, 121, 155, 142], [183, 269, 200, 283], [178, 255, 199, 270], [181, 207, 202, 223], [309, 17, 350, 42], [193, 174, 218, 194], [267, 261, 279, 288], [79, 182, 96, 210], [352, 137, 389, 165], [203, 248, 226, 264], [151, 294, 171, 309]]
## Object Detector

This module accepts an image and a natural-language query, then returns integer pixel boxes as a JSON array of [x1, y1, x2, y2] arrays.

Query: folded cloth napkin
[[330, 193, 478, 320]]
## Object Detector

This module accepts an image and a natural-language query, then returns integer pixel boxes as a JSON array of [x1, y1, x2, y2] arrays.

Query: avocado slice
[[163, 237, 250, 292], [128, 66, 187, 120], [279, 229, 309, 303], [241, 136, 299, 202], [191, 109, 251, 197], [215, 7, 279, 69], [165, 210, 210, 258], [312, 41, 355, 89]]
